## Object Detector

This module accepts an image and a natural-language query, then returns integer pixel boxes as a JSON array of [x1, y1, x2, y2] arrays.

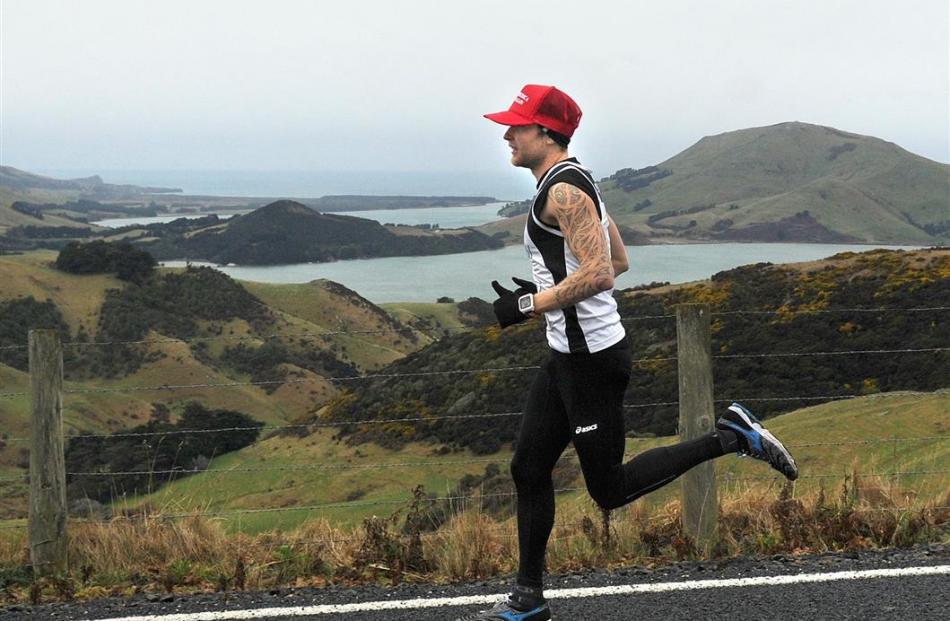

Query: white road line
[[81, 565, 950, 621]]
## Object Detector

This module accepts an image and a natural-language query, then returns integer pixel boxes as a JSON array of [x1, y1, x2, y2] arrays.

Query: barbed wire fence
[[0, 303, 948, 575]]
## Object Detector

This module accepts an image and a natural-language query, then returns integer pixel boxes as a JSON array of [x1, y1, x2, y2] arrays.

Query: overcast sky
[[2, 0, 948, 185]]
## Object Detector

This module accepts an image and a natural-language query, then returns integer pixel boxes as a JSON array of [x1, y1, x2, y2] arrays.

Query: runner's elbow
[[589, 271, 614, 292]]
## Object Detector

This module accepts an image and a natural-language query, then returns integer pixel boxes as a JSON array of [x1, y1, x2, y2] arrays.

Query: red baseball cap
[[484, 84, 582, 138]]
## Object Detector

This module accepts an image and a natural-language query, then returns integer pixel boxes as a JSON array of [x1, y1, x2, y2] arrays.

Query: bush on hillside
[[10, 202, 44, 220], [457, 297, 494, 327], [607, 167, 672, 192], [65, 402, 264, 503], [55, 240, 156, 283], [221, 340, 359, 393], [89, 266, 273, 377], [0, 297, 71, 371]]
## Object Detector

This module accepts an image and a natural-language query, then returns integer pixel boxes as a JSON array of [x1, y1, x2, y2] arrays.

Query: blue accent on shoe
[[719, 419, 764, 455], [503, 606, 547, 621], [456, 601, 550, 621]]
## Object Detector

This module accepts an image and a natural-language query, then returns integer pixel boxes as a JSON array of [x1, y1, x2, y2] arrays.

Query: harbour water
[[161, 242, 922, 304]]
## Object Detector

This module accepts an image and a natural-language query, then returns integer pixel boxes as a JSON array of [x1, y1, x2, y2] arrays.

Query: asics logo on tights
[[575, 424, 598, 434]]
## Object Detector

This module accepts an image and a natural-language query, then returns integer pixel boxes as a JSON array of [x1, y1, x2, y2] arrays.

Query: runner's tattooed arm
[[532, 182, 615, 313]]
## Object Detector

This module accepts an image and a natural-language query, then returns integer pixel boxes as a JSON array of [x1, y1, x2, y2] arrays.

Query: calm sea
[[161, 242, 922, 304]]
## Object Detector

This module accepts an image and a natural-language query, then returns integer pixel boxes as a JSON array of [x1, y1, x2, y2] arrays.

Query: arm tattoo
[[547, 182, 613, 308]]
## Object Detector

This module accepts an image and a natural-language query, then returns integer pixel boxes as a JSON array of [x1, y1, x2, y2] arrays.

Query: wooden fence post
[[28, 329, 68, 576], [675, 304, 718, 552]]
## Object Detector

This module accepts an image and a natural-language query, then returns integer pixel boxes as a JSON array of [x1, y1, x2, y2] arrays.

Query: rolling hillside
[[0, 251, 453, 519], [0, 197, 96, 232], [601, 122, 949, 243]]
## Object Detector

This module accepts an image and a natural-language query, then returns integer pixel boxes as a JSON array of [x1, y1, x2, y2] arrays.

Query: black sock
[[509, 583, 544, 611]]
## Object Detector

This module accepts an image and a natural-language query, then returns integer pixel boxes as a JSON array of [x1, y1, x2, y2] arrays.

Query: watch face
[[518, 294, 533, 312]]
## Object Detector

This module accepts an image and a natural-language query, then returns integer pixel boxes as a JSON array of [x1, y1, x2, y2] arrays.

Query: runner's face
[[504, 125, 548, 169]]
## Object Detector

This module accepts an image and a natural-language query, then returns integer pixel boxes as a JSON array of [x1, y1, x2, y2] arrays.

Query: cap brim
[[483, 110, 535, 126]]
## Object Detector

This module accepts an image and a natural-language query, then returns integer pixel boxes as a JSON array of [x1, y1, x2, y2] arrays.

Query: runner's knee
[[510, 453, 551, 490], [585, 479, 624, 510]]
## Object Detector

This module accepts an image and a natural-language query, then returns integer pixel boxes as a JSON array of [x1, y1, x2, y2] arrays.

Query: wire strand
[[4, 392, 946, 443], [713, 306, 950, 316], [715, 347, 950, 359], [720, 470, 950, 482]]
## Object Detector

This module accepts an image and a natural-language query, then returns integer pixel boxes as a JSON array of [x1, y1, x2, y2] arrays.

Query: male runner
[[456, 84, 799, 621]]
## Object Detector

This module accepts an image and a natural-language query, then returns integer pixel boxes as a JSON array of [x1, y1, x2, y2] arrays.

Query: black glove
[[491, 277, 538, 328]]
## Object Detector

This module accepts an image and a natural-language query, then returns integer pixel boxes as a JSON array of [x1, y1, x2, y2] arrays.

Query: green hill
[[601, 122, 949, 244], [135, 200, 505, 264]]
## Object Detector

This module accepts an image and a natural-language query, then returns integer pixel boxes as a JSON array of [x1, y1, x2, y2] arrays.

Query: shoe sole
[[727, 403, 799, 481], [456, 604, 551, 621]]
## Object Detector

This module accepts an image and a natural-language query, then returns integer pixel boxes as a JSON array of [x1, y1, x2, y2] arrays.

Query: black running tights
[[510, 339, 726, 589]]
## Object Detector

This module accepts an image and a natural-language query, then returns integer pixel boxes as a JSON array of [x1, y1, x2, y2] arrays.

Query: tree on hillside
[[0, 297, 70, 370], [55, 240, 156, 283], [65, 402, 264, 503]]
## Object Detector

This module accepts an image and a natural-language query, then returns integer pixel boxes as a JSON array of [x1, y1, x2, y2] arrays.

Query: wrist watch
[[518, 293, 535, 315]]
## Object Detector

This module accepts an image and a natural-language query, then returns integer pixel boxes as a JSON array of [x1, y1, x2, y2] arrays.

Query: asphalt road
[[3, 545, 948, 620]]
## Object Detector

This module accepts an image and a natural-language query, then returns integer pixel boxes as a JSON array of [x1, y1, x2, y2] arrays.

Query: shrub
[[65, 402, 264, 503], [55, 240, 156, 283]]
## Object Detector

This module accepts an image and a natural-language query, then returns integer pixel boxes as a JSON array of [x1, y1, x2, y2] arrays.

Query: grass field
[[381, 301, 468, 334], [0, 188, 90, 232], [241, 280, 429, 371], [0, 250, 117, 335]]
